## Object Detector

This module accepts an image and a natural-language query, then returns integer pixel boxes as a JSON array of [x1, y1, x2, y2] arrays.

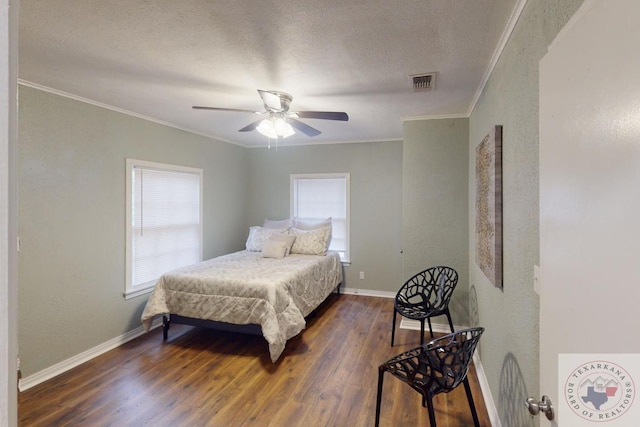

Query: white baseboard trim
[[339, 287, 396, 299], [399, 318, 470, 333], [473, 353, 501, 427], [19, 317, 163, 391]]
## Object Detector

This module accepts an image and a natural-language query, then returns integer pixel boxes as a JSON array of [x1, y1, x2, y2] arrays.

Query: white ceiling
[[19, 0, 520, 147]]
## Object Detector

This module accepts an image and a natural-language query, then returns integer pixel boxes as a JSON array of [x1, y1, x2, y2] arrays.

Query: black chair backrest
[[396, 266, 458, 311], [423, 327, 484, 391]]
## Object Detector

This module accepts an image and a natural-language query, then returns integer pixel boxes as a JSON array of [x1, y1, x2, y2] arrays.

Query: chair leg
[[425, 393, 437, 427], [463, 377, 481, 427], [375, 368, 385, 427], [391, 309, 397, 347], [445, 309, 455, 333], [427, 317, 434, 339], [420, 319, 425, 346]]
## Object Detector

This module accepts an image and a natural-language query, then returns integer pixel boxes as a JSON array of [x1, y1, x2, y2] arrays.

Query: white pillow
[[268, 233, 296, 256], [289, 226, 332, 255], [261, 239, 288, 259], [263, 218, 293, 230], [294, 217, 332, 230], [245, 226, 287, 252]]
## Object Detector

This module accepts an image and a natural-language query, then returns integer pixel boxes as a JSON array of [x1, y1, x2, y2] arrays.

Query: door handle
[[525, 395, 554, 421]]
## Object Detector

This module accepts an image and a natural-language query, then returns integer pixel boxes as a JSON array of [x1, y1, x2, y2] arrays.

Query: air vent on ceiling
[[410, 72, 436, 92]]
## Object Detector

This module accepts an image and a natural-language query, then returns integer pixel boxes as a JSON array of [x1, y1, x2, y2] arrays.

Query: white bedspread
[[141, 250, 342, 361]]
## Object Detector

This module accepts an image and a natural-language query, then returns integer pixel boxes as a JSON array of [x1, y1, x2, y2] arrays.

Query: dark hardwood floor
[[18, 294, 491, 426]]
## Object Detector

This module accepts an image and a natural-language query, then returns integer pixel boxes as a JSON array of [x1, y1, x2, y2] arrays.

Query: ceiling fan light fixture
[[193, 89, 346, 139], [257, 117, 295, 139]]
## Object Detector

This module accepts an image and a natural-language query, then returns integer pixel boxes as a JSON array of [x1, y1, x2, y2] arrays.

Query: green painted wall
[[402, 118, 469, 325], [468, 1, 584, 424], [246, 141, 403, 294], [18, 86, 248, 377]]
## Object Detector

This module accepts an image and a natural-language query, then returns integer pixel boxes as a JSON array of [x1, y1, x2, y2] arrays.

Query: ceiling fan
[[193, 90, 349, 138]]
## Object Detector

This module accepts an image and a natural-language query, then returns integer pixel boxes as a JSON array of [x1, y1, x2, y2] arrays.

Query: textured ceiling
[[19, 0, 519, 147]]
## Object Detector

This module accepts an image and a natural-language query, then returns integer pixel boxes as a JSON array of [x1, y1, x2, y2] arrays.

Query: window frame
[[290, 172, 350, 264], [124, 159, 203, 299]]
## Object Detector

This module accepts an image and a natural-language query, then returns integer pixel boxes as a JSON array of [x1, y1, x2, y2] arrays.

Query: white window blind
[[125, 159, 203, 298], [291, 173, 350, 262]]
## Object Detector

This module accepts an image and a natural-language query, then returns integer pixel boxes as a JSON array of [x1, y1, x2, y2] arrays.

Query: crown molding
[[467, 0, 529, 116], [17, 79, 243, 147]]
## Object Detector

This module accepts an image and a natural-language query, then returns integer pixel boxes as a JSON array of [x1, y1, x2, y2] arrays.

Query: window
[[125, 159, 203, 298], [290, 173, 350, 263]]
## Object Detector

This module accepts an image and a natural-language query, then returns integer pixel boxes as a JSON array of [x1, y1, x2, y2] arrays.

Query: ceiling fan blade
[[258, 89, 294, 112], [258, 89, 281, 110], [192, 106, 260, 114], [289, 118, 322, 137], [238, 119, 264, 132], [295, 111, 349, 121]]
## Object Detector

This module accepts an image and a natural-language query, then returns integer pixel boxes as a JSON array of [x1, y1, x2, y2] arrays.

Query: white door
[[539, 0, 640, 425]]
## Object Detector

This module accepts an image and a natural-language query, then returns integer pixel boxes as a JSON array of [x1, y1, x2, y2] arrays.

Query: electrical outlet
[[359, 271, 364, 280]]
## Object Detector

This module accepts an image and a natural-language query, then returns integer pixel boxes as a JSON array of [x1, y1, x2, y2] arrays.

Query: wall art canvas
[[475, 125, 503, 288]]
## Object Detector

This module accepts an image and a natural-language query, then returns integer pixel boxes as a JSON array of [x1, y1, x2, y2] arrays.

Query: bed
[[141, 247, 343, 362]]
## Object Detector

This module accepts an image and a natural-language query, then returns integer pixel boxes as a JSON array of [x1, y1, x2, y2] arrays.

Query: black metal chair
[[391, 266, 458, 347], [375, 327, 485, 427]]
